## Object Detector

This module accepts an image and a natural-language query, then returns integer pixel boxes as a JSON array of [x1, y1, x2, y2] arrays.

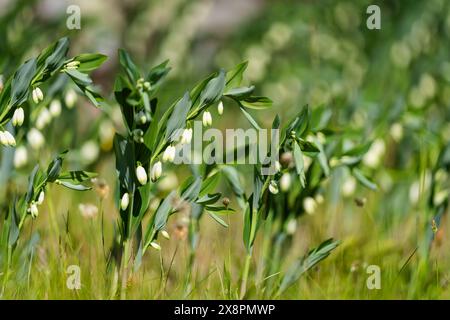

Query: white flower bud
[[150, 161, 162, 182], [161, 230, 170, 239], [280, 173, 291, 192], [14, 146, 28, 168], [162, 145, 176, 162], [120, 193, 130, 211], [269, 180, 279, 194], [180, 128, 193, 144], [136, 165, 148, 185], [217, 101, 224, 115], [0, 131, 8, 146], [274, 160, 281, 172], [49, 100, 62, 117], [150, 242, 161, 250], [36, 107, 51, 129], [363, 139, 386, 168], [3, 131, 16, 146], [303, 197, 317, 215], [65, 60, 80, 69], [80, 140, 99, 164], [37, 191, 45, 205], [315, 194, 324, 204], [390, 123, 403, 142], [286, 218, 297, 235], [64, 89, 77, 109], [27, 128, 45, 150], [28, 203, 39, 219], [32, 87, 44, 104], [342, 176, 356, 197], [202, 111, 212, 127], [12, 107, 25, 126]]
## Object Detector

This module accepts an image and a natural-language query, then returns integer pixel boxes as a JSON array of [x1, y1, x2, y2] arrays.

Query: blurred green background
[[1, 0, 450, 299]]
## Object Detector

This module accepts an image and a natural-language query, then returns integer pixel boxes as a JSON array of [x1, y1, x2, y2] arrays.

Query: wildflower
[[303, 197, 317, 215], [217, 101, 224, 115], [202, 111, 212, 127], [161, 230, 170, 239], [49, 100, 62, 117], [269, 180, 279, 194], [280, 173, 291, 192], [136, 165, 148, 185], [36, 107, 52, 129], [37, 191, 45, 205], [28, 203, 39, 219], [27, 128, 45, 150], [162, 145, 176, 162], [3, 131, 16, 146], [150, 242, 161, 250], [32, 87, 44, 104], [12, 107, 25, 126], [78, 203, 98, 219], [120, 193, 130, 211], [150, 161, 162, 182], [180, 128, 193, 144], [14, 146, 28, 168], [64, 89, 77, 109]]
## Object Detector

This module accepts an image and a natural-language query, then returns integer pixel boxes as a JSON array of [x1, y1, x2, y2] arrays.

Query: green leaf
[[34, 37, 70, 83], [118, 49, 141, 84], [342, 142, 372, 157], [207, 212, 228, 228], [146, 60, 171, 87], [279, 239, 340, 293], [221, 166, 244, 197], [200, 69, 226, 106], [224, 86, 255, 100], [225, 61, 248, 89], [352, 168, 377, 191], [10, 58, 37, 108], [58, 181, 91, 191], [153, 191, 176, 231], [196, 193, 221, 205], [165, 92, 191, 141], [180, 177, 202, 202], [199, 172, 221, 197], [298, 139, 320, 153], [240, 96, 272, 109], [57, 171, 97, 183], [65, 69, 93, 85], [25, 165, 40, 203], [46, 151, 67, 182], [239, 106, 261, 130], [293, 142, 306, 188], [205, 205, 235, 214], [73, 53, 108, 73], [8, 201, 19, 246]]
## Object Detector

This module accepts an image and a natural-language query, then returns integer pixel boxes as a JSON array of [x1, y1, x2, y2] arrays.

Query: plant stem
[[240, 252, 252, 299], [1, 245, 12, 296]]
